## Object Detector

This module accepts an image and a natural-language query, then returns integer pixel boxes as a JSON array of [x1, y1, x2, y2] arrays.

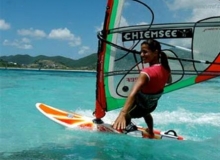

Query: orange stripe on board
[[55, 117, 89, 125], [196, 53, 220, 83], [39, 104, 82, 118], [39, 104, 67, 116]]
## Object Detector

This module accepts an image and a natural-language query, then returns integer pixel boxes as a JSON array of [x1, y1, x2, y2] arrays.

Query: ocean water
[[0, 69, 220, 160]]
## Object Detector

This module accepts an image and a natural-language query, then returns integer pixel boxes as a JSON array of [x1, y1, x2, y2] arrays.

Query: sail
[[94, 0, 220, 119], [164, 16, 220, 93]]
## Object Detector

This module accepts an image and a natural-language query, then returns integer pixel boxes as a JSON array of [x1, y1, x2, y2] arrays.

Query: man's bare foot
[[146, 128, 154, 138]]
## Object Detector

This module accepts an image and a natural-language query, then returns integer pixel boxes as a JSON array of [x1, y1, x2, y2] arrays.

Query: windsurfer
[[113, 38, 172, 138]]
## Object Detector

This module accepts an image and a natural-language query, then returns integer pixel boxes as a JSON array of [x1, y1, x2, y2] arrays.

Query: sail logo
[[126, 77, 138, 82], [203, 27, 220, 32], [122, 28, 192, 41]]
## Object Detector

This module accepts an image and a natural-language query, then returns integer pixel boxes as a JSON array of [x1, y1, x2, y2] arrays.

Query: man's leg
[[143, 113, 154, 137]]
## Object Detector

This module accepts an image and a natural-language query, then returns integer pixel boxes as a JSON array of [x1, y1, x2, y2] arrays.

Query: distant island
[[0, 54, 97, 70]]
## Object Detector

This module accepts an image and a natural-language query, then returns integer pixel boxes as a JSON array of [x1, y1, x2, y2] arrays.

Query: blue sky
[[0, 0, 219, 59]]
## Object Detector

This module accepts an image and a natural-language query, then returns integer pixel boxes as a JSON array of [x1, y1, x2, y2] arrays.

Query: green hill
[[0, 53, 97, 70]]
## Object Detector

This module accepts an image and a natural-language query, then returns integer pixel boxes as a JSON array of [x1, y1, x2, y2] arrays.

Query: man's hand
[[113, 111, 127, 130]]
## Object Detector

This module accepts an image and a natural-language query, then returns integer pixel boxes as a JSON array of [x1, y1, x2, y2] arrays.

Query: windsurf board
[[36, 103, 183, 140]]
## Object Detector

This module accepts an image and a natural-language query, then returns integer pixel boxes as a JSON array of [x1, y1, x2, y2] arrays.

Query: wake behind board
[[36, 103, 183, 140]]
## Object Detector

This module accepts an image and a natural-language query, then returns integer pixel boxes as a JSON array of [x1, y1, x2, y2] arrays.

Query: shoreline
[[0, 67, 96, 73]]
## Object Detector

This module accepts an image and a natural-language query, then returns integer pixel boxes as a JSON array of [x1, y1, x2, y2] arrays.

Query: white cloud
[[48, 28, 81, 47], [188, 7, 220, 22], [17, 28, 46, 38], [21, 37, 31, 43], [166, 0, 218, 10], [68, 37, 81, 47], [20, 44, 32, 49], [95, 16, 129, 32], [0, 19, 10, 30], [3, 38, 32, 49], [119, 16, 129, 27], [95, 22, 103, 32], [48, 28, 74, 40], [124, 1, 130, 8], [78, 46, 90, 55], [166, 0, 220, 21], [166, 0, 195, 10], [136, 22, 148, 25]]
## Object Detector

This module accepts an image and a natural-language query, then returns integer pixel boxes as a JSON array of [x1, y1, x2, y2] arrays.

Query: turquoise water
[[0, 69, 220, 160]]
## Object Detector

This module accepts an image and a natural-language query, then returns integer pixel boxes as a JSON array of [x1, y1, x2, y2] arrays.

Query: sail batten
[[108, 20, 220, 34]]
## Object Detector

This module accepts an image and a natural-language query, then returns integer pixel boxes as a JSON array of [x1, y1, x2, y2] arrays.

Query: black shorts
[[127, 103, 157, 118], [126, 91, 162, 118]]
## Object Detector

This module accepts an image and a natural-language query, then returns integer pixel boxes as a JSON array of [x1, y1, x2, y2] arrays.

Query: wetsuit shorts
[[127, 91, 163, 118]]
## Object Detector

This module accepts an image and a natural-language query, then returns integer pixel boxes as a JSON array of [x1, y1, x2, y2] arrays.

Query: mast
[[93, 0, 124, 122]]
